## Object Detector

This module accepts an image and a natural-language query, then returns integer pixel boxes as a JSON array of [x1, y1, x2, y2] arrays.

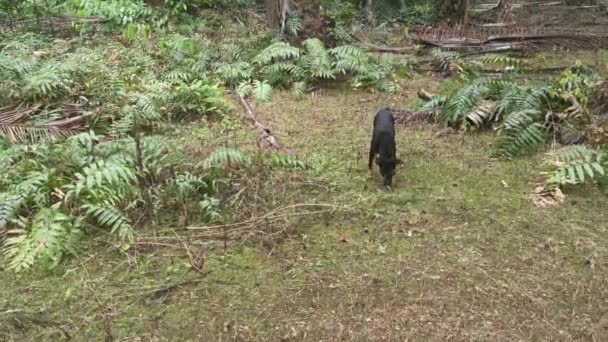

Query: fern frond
[[237, 81, 253, 98], [291, 81, 307, 97], [66, 160, 137, 200], [467, 100, 497, 127], [266, 152, 307, 169], [442, 83, 489, 126], [253, 42, 300, 65], [0, 193, 24, 229], [3, 207, 81, 272], [495, 122, 546, 159], [546, 146, 607, 187], [480, 55, 529, 70], [418, 96, 447, 111], [215, 62, 253, 86], [495, 85, 548, 120], [203, 148, 251, 170], [285, 14, 303, 36], [431, 49, 463, 70], [301, 38, 335, 80], [253, 80, 272, 103], [83, 204, 132, 239]]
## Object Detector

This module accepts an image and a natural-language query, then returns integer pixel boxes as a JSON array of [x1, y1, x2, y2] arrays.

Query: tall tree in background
[[266, 0, 293, 32], [435, 0, 468, 25]]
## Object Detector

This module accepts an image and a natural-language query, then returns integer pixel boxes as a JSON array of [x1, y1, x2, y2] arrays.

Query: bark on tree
[[265, 0, 293, 31], [435, 0, 469, 26]]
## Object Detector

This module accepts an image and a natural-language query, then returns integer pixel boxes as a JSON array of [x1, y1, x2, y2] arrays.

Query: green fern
[[301, 38, 335, 80], [237, 81, 253, 98], [285, 14, 303, 36], [0, 193, 24, 229], [83, 204, 132, 239], [418, 95, 447, 111], [215, 62, 253, 86], [431, 49, 463, 70], [291, 81, 307, 97], [494, 85, 548, 121], [203, 148, 251, 170], [65, 160, 137, 200], [480, 55, 529, 71], [442, 83, 489, 126], [3, 206, 82, 272], [253, 42, 300, 66], [546, 146, 608, 187], [253, 80, 272, 102], [261, 62, 299, 86], [167, 172, 206, 200], [266, 152, 307, 169], [495, 109, 546, 159]]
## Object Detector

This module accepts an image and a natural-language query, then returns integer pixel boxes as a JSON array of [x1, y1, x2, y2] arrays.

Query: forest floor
[[3, 68, 608, 340], [3, 4, 608, 340]]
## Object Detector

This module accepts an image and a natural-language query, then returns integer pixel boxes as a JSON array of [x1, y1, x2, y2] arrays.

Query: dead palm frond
[[0, 124, 79, 143]]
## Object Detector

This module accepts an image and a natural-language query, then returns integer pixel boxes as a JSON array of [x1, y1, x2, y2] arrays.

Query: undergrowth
[[421, 53, 600, 160]]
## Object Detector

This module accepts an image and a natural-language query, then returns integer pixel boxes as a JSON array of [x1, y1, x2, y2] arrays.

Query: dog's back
[[369, 108, 399, 189]]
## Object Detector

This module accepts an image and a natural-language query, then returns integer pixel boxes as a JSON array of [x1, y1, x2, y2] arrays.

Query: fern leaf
[[203, 148, 251, 170], [253, 42, 300, 65], [495, 122, 546, 159], [285, 14, 303, 36], [546, 146, 608, 187], [467, 100, 497, 127], [301, 38, 335, 80], [253, 80, 272, 103], [67, 160, 137, 199], [267, 152, 307, 169], [291, 81, 307, 97], [442, 83, 489, 126], [3, 207, 81, 272], [480, 55, 529, 70], [418, 96, 447, 111], [83, 204, 132, 239]]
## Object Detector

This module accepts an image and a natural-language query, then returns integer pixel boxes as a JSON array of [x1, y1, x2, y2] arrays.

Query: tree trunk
[[366, 0, 373, 22], [265, 0, 292, 31], [435, 0, 469, 26], [497, 0, 513, 9]]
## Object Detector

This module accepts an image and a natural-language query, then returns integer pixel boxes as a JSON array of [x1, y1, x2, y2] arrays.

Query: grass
[[2, 81, 608, 340]]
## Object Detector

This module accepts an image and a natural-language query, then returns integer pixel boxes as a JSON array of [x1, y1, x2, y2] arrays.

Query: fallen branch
[[187, 203, 347, 231], [238, 96, 282, 150], [417, 89, 436, 101], [348, 33, 413, 54]]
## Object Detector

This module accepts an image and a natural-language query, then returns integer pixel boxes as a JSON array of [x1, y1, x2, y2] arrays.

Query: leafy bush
[[215, 39, 404, 101], [73, 0, 192, 40], [420, 61, 599, 159]]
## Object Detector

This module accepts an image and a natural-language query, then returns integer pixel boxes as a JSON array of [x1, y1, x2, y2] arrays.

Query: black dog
[[368, 108, 401, 190]]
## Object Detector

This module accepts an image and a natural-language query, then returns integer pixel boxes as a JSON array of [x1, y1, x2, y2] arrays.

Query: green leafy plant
[[418, 63, 597, 159], [545, 145, 608, 190]]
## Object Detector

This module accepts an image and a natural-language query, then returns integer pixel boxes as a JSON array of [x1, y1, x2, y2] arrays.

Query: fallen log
[[238, 96, 282, 150]]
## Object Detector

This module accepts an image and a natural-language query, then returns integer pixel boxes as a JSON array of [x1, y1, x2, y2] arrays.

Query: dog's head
[[376, 157, 402, 189]]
